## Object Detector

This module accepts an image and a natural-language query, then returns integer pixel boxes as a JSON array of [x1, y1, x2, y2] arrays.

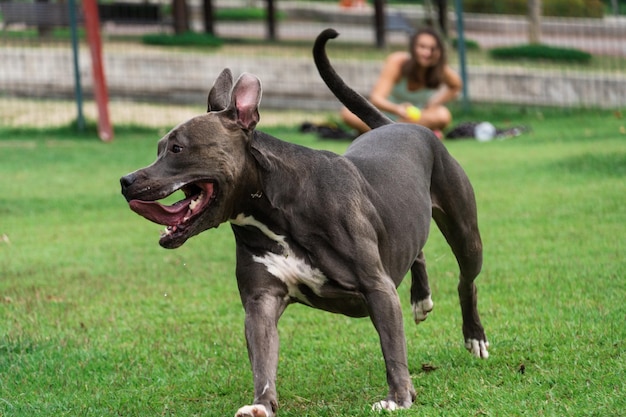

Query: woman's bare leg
[[340, 106, 371, 134], [341, 105, 452, 135]]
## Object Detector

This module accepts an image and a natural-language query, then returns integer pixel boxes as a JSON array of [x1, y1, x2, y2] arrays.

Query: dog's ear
[[230, 72, 262, 131], [207, 68, 234, 112]]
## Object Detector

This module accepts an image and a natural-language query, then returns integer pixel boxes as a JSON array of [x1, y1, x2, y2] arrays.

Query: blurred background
[[1, 0, 625, 131]]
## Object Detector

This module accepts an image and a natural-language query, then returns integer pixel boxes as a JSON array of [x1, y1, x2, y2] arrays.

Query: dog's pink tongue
[[128, 200, 189, 226]]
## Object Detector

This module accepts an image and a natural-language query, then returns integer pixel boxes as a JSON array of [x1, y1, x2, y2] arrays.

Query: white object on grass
[[474, 122, 496, 142]]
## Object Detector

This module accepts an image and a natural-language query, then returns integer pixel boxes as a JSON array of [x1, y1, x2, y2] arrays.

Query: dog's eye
[[171, 144, 183, 153]]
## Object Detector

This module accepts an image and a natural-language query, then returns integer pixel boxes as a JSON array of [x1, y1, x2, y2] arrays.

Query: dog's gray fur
[[120, 29, 488, 417]]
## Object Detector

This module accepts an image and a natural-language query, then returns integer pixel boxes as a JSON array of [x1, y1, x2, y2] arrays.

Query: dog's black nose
[[120, 173, 136, 195]]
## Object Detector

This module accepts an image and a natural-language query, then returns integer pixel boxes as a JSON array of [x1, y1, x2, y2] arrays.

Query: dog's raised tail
[[313, 29, 392, 130]]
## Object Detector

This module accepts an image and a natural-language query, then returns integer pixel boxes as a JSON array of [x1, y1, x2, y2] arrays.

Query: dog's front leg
[[366, 282, 416, 411], [235, 292, 288, 417]]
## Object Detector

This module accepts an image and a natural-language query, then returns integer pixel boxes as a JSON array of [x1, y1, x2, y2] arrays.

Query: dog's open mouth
[[128, 181, 217, 239]]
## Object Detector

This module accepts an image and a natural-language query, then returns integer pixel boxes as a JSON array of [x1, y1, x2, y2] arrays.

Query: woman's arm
[[369, 52, 408, 117], [426, 65, 462, 108]]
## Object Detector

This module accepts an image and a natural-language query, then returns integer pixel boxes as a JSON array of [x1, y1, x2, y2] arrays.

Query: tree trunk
[[435, 0, 448, 37], [611, 0, 619, 15], [173, 0, 189, 34], [528, 0, 541, 44], [373, 0, 385, 48], [266, 0, 276, 41], [36, 0, 53, 37], [203, 0, 215, 35]]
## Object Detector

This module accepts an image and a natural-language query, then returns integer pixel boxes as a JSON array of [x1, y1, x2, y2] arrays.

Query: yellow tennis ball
[[406, 106, 421, 121]]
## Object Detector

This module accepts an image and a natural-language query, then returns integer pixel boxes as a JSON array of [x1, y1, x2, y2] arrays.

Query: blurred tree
[[36, 0, 52, 37], [203, 0, 214, 35], [267, 0, 276, 41], [173, 0, 190, 34], [528, 0, 541, 44], [435, 0, 448, 36], [610, 0, 618, 15], [374, 0, 385, 48]]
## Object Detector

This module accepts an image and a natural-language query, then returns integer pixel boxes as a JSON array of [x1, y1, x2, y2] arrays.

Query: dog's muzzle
[[120, 173, 137, 201]]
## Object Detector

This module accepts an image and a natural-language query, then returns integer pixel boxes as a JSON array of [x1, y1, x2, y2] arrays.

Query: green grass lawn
[[1, 107, 625, 416]]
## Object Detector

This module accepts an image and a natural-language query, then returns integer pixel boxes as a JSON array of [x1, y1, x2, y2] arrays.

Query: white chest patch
[[230, 214, 327, 303]]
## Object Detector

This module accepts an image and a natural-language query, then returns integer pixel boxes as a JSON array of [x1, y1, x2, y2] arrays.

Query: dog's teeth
[[189, 195, 202, 212], [162, 226, 175, 237]]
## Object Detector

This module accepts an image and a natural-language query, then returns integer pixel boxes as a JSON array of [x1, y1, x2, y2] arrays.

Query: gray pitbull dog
[[120, 28, 488, 417]]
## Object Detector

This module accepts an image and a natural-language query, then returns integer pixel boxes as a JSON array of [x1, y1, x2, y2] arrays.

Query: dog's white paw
[[235, 404, 269, 417], [412, 296, 434, 324], [465, 338, 490, 359], [372, 400, 399, 412]]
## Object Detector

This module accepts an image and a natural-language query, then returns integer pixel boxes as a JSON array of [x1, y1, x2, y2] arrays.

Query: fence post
[[83, 0, 114, 141]]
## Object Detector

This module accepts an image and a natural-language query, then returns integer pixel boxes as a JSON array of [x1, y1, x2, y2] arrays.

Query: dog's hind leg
[[366, 281, 417, 411], [410, 252, 434, 324], [431, 156, 489, 358]]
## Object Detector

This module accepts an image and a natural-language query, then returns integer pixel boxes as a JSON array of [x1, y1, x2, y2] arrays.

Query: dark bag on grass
[[300, 122, 355, 140]]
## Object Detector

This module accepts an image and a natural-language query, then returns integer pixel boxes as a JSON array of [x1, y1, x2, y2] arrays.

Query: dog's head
[[120, 68, 262, 249]]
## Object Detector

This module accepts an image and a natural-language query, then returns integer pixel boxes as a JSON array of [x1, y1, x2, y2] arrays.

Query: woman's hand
[[397, 102, 422, 121], [396, 102, 411, 119]]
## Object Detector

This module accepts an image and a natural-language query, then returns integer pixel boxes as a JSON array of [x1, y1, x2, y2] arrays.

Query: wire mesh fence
[[1, 0, 625, 130]]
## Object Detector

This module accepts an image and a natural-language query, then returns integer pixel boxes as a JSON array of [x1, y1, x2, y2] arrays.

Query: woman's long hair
[[402, 27, 447, 89]]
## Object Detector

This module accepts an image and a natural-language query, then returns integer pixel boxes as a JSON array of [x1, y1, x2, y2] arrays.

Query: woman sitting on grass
[[341, 27, 462, 138]]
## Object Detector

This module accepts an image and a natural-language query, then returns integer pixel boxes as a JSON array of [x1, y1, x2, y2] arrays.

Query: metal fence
[[1, 0, 625, 129]]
